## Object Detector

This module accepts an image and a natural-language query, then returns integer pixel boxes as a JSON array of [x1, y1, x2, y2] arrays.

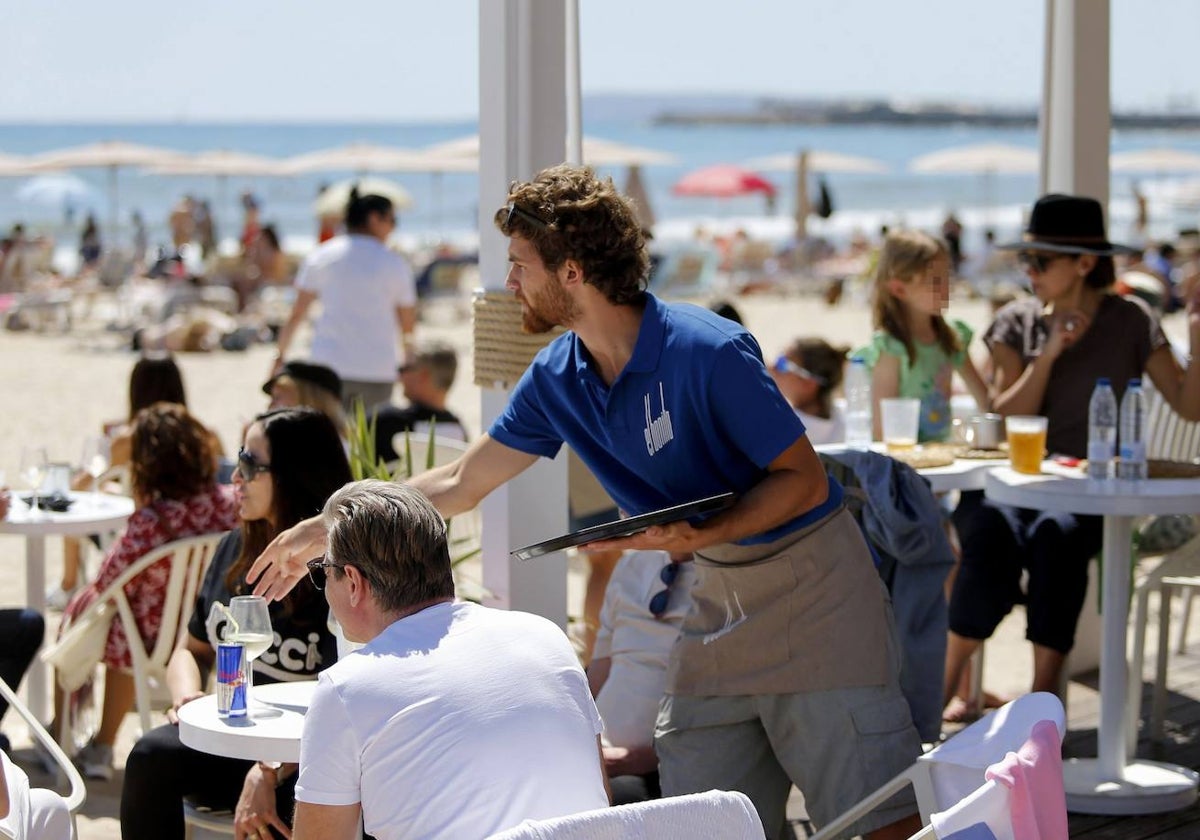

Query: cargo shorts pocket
[[849, 695, 921, 790]]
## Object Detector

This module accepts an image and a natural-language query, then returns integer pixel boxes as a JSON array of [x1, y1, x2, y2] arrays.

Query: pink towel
[[984, 719, 1067, 840]]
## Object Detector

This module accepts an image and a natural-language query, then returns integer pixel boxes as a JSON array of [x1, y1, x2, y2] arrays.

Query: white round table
[[985, 466, 1200, 815], [178, 680, 316, 763], [0, 491, 135, 720], [815, 443, 1006, 494]]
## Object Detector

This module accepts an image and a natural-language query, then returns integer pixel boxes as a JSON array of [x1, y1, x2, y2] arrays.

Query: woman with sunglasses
[[770, 337, 851, 444], [944, 194, 1200, 714], [121, 407, 351, 840]]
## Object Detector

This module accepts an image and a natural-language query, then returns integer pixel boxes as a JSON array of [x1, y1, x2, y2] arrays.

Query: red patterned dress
[[62, 485, 239, 671]]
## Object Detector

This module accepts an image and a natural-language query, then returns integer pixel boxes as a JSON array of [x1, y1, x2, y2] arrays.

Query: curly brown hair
[[130, 403, 216, 503], [493, 164, 649, 306]]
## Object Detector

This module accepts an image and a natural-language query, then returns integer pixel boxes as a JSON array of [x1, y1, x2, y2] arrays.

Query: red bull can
[[217, 643, 247, 718]]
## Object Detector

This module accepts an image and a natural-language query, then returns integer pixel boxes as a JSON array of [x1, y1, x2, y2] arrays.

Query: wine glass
[[80, 436, 110, 494], [19, 447, 48, 519], [227, 595, 272, 709]]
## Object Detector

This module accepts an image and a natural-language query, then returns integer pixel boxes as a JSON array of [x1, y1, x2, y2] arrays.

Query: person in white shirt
[[0, 750, 71, 840], [293, 480, 609, 840], [273, 188, 418, 412], [589, 550, 694, 804]]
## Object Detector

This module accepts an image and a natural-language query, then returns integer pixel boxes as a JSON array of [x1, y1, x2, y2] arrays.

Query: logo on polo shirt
[[643, 381, 674, 456]]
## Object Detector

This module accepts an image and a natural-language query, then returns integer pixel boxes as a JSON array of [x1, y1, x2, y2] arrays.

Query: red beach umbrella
[[672, 164, 776, 199]]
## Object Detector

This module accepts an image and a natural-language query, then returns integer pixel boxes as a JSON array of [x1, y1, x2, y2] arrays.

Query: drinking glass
[[880, 398, 921, 451], [1006, 415, 1048, 475], [19, 447, 48, 519], [227, 595, 272, 708], [81, 436, 110, 494]]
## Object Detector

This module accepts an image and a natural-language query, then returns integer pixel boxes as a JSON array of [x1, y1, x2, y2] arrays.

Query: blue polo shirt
[[489, 294, 843, 545]]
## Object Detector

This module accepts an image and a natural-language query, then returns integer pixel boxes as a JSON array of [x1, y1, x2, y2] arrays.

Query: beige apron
[[668, 507, 892, 696]]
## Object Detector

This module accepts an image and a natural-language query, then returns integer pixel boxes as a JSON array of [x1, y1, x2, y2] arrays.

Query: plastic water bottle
[[1086, 377, 1117, 480], [1117, 378, 1148, 481], [844, 357, 873, 449]]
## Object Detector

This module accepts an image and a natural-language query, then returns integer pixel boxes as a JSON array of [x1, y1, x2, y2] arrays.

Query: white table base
[[1064, 757, 1199, 815]]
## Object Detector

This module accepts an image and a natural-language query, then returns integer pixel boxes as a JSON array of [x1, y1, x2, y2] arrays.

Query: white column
[[1039, 0, 1110, 209], [476, 0, 570, 626]]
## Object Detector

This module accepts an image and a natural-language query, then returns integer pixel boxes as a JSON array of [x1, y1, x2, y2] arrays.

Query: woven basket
[[472, 290, 564, 389]]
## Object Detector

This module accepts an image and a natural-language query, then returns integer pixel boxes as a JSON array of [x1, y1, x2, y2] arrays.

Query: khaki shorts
[[655, 649, 920, 839]]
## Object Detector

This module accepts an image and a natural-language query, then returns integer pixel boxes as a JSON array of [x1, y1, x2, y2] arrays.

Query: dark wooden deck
[[1066, 660, 1200, 839]]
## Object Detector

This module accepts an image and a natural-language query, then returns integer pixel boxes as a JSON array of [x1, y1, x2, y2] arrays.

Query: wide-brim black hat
[[262, 360, 342, 400], [997, 193, 1135, 256]]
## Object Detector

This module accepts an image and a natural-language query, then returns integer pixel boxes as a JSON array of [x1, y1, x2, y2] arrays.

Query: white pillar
[[1039, 0, 1110, 209], [476, 0, 570, 626]]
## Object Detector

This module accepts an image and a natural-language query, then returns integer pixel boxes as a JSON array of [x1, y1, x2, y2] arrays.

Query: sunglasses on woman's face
[[306, 556, 342, 591], [235, 448, 271, 483], [648, 561, 681, 618], [1017, 251, 1071, 273], [772, 356, 828, 386]]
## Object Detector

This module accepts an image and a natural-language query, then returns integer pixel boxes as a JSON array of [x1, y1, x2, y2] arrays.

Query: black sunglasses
[[306, 556, 343, 591], [236, 448, 271, 482], [648, 562, 681, 618], [504, 202, 550, 231], [1018, 251, 1072, 273]]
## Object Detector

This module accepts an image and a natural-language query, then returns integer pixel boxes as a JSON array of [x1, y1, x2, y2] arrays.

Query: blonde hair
[[275, 374, 347, 434], [872, 230, 960, 365]]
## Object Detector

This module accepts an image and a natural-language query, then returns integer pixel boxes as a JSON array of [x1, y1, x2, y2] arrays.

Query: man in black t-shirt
[[371, 341, 467, 463]]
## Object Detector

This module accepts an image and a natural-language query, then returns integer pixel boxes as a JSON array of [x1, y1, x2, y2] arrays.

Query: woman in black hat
[[944, 194, 1200, 713]]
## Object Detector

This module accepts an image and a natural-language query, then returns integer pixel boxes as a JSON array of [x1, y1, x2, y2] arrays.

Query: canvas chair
[[0, 677, 86, 839], [484, 790, 764, 839], [808, 693, 1065, 840], [41, 533, 225, 740]]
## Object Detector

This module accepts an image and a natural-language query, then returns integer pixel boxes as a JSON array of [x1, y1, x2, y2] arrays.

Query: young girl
[[770, 337, 850, 445], [856, 230, 990, 442]]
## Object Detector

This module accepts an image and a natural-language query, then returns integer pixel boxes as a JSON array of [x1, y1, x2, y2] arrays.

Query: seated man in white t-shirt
[[1, 750, 72, 840], [589, 549, 694, 805], [293, 480, 609, 840]]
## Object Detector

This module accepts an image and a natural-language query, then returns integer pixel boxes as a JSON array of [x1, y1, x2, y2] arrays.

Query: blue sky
[[1, 0, 1196, 121]]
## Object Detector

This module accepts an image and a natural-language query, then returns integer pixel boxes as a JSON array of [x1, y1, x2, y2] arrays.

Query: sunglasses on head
[[772, 356, 828, 386], [1017, 251, 1072, 273], [235, 448, 271, 482], [504, 202, 550, 231], [648, 561, 681, 618], [306, 556, 342, 591]]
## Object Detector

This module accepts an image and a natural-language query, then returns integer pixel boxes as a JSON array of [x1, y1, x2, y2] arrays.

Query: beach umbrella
[[423, 134, 677, 168], [672, 164, 776, 199], [744, 150, 889, 174], [1110, 148, 1200, 174], [16, 173, 98, 209], [0, 153, 50, 177], [29, 141, 187, 240], [908, 143, 1039, 175], [314, 177, 414, 218], [282, 143, 432, 176]]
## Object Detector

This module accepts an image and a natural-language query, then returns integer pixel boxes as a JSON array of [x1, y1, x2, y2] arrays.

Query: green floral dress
[[855, 320, 973, 443]]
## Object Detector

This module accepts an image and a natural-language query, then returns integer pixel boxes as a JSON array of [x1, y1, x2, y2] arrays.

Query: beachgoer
[[169, 196, 195, 250], [856, 229, 991, 443], [56, 404, 238, 780], [240, 192, 261, 252], [370, 341, 466, 464], [249, 164, 922, 840], [941, 212, 964, 275], [945, 194, 1200, 709], [131, 210, 148, 269], [78, 214, 101, 271], [291, 480, 608, 838], [273, 188, 417, 413], [589, 549, 695, 805], [120, 408, 348, 840], [771, 337, 850, 445], [262, 359, 347, 434]]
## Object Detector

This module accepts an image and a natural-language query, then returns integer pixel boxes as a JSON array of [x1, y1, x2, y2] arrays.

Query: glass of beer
[[881, 398, 921, 451], [1006, 415, 1048, 475]]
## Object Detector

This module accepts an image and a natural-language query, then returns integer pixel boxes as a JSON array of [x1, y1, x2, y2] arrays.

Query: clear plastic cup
[[880, 398, 921, 451]]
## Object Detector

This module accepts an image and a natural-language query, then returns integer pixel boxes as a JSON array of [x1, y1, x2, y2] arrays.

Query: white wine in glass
[[81, 436, 110, 493], [228, 595, 273, 708], [19, 447, 48, 519]]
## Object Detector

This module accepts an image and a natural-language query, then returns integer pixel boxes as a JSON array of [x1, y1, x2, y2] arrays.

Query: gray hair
[[406, 341, 458, 393], [322, 479, 453, 612]]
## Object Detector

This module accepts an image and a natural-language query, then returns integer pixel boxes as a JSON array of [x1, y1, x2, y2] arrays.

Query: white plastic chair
[[484, 790, 764, 839], [809, 692, 1066, 840], [41, 532, 226, 738], [0, 677, 85, 839]]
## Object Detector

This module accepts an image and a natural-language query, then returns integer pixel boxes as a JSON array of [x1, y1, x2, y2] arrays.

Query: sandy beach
[[0, 288, 1190, 838]]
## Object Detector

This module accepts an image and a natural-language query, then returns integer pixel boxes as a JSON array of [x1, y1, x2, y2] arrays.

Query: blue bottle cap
[[1096, 377, 1111, 386], [1129, 378, 1142, 387]]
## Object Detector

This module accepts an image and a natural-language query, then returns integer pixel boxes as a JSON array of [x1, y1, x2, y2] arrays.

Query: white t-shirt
[[296, 601, 607, 839], [295, 234, 416, 382], [592, 551, 694, 749], [796, 406, 845, 446]]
